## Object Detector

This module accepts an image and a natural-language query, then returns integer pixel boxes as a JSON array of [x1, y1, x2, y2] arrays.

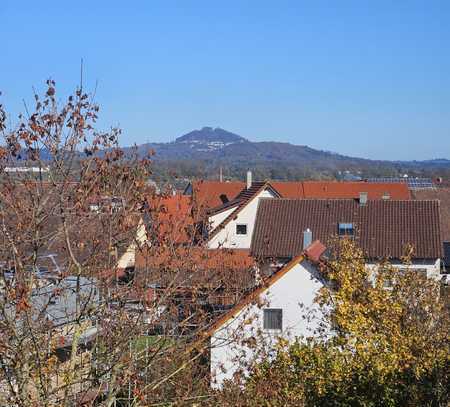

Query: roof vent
[[359, 192, 368, 206], [303, 228, 312, 250], [246, 170, 252, 189]]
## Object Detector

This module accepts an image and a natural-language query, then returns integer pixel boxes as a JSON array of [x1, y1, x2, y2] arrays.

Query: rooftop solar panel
[[367, 177, 434, 189]]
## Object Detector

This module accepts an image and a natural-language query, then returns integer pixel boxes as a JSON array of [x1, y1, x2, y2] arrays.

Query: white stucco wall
[[208, 206, 237, 231], [366, 258, 441, 282], [209, 260, 329, 388], [208, 189, 275, 249], [116, 220, 148, 269]]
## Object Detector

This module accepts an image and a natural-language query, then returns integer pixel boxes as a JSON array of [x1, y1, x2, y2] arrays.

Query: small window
[[263, 308, 282, 330], [236, 224, 247, 235], [338, 223, 354, 236], [382, 192, 390, 200]]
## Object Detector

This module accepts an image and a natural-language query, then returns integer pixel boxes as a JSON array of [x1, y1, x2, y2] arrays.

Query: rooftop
[[251, 198, 442, 260]]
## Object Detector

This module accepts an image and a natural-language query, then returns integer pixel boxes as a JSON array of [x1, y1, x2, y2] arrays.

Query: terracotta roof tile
[[146, 194, 194, 244], [192, 180, 410, 211], [251, 199, 442, 260], [191, 181, 245, 209]]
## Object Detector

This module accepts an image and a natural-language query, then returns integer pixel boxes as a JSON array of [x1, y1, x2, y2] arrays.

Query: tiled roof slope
[[251, 199, 442, 260], [301, 181, 410, 200], [272, 181, 410, 200], [412, 187, 450, 241], [191, 181, 245, 209], [192, 180, 410, 210], [146, 194, 194, 244]]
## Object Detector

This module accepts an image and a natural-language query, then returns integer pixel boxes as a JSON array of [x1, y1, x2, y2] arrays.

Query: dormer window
[[219, 194, 229, 204], [338, 222, 354, 237]]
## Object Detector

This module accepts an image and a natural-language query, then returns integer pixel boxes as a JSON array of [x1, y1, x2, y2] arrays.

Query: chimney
[[246, 170, 252, 189], [359, 192, 368, 206], [303, 228, 312, 250], [219, 166, 223, 183]]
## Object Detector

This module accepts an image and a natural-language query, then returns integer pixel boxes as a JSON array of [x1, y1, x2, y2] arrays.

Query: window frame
[[235, 223, 248, 236], [338, 222, 354, 237], [263, 308, 283, 331]]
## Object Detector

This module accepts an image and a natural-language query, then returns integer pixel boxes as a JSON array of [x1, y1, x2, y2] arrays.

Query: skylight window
[[338, 222, 354, 236]]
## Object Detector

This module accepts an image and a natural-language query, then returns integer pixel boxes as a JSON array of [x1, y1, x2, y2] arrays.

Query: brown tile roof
[[251, 199, 442, 260], [412, 187, 450, 241]]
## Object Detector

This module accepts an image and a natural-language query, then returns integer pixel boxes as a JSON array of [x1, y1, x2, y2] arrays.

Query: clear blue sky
[[1, 1, 449, 160]]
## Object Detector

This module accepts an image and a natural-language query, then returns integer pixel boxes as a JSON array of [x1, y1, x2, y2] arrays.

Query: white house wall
[[209, 260, 329, 388], [116, 220, 148, 269], [366, 258, 441, 281], [208, 206, 237, 231], [208, 189, 275, 249]]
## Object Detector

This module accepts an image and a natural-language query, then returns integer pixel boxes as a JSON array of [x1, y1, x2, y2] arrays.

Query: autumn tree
[[0, 80, 249, 406], [216, 239, 449, 407]]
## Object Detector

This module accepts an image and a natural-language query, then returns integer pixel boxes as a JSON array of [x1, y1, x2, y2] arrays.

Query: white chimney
[[303, 228, 312, 250], [246, 170, 252, 189], [359, 192, 368, 206]]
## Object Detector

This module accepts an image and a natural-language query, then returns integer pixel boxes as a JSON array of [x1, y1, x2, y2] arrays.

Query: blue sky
[[1, 1, 449, 160]]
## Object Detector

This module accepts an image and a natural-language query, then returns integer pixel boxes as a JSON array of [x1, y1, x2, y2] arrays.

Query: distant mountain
[[125, 127, 450, 177], [175, 127, 247, 150]]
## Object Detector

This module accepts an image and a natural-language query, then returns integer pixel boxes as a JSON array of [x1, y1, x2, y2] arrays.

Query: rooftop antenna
[[80, 58, 84, 92]]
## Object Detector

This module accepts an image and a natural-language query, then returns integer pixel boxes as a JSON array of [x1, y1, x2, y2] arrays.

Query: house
[[251, 198, 443, 280], [206, 176, 413, 251], [205, 240, 329, 388], [207, 178, 281, 249]]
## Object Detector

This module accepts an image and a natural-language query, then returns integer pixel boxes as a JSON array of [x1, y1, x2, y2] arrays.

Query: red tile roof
[[302, 181, 410, 200], [190, 180, 410, 211], [251, 199, 442, 260], [146, 194, 194, 244], [190, 181, 245, 209]]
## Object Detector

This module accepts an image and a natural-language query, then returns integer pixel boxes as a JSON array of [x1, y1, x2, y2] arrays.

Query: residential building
[[184, 177, 411, 211], [206, 241, 329, 388], [207, 181, 280, 249], [251, 198, 443, 280]]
